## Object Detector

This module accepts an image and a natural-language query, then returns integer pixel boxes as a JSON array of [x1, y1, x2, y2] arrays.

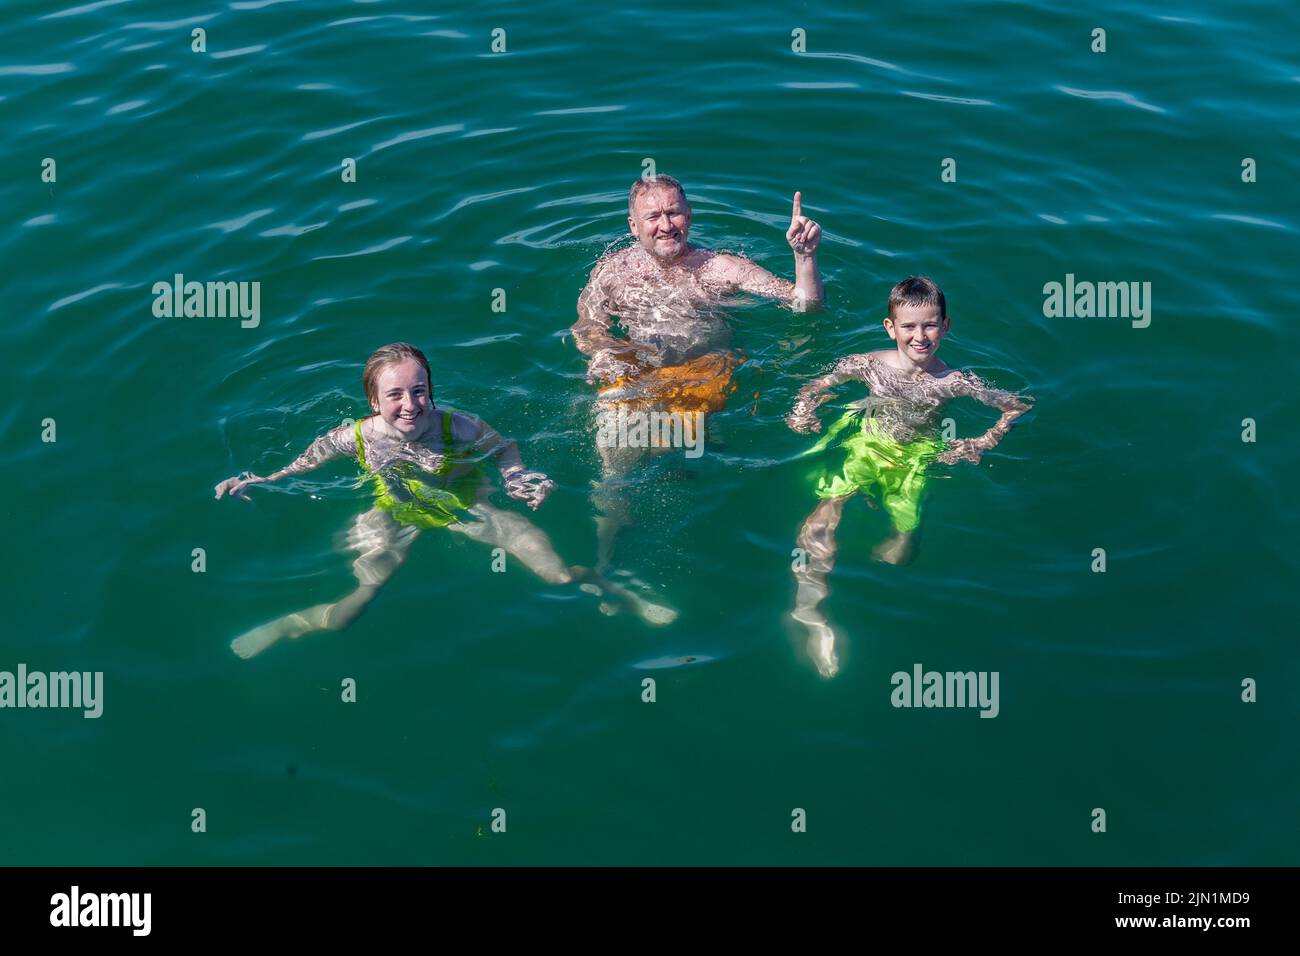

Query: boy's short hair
[[628, 174, 688, 217], [888, 275, 947, 321]]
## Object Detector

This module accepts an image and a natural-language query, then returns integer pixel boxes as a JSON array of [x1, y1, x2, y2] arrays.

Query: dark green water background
[[2, 0, 1297, 865]]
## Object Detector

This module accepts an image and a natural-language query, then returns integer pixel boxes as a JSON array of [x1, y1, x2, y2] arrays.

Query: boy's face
[[884, 303, 949, 368], [373, 359, 433, 438]]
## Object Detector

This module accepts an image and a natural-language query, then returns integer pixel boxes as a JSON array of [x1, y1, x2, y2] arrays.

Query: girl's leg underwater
[[230, 509, 418, 659], [451, 497, 676, 625]]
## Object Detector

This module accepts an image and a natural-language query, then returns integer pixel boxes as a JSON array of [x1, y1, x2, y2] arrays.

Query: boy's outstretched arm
[[786, 354, 872, 433], [459, 412, 555, 511], [215, 426, 351, 500], [937, 373, 1034, 465]]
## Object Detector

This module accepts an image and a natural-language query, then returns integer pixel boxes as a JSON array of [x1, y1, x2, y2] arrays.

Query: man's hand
[[786, 192, 822, 258], [585, 344, 662, 385]]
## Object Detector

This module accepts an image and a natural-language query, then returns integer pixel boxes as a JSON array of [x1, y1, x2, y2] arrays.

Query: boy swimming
[[215, 342, 674, 658], [785, 277, 1033, 678]]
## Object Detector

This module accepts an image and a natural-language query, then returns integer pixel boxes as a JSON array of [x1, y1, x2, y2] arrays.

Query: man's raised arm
[[710, 190, 823, 311], [786, 191, 823, 309]]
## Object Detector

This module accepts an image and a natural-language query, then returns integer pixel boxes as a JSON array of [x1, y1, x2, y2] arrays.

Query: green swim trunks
[[804, 407, 944, 533], [354, 412, 481, 529]]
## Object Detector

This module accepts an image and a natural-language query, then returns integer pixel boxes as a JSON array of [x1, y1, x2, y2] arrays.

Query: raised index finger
[[791, 191, 802, 221]]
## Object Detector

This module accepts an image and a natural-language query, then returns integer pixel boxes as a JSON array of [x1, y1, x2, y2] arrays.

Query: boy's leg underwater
[[871, 528, 917, 565], [791, 494, 849, 678]]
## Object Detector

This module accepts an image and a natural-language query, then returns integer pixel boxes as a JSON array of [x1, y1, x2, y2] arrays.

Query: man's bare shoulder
[[701, 250, 753, 277], [585, 246, 634, 285]]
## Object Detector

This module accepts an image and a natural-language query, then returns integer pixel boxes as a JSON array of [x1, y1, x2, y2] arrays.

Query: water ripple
[[125, 15, 215, 30], [0, 63, 75, 75], [106, 99, 147, 114], [1056, 85, 1165, 114], [302, 117, 383, 142], [536, 105, 625, 116], [42, 0, 131, 18], [206, 208, 275, 234], [48, 283, 125, 313], [312, 236, 411, 261], [370, 124, 464, 154], [1210, 213, 1288, 230], [901, 90, 995, 106], [781, 82, 858, 90], [799, 49, 940, 81], [212, 45, 268, 60]]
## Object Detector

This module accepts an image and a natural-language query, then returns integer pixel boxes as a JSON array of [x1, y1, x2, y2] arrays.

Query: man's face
[[629, 186, 691, 261], [884, 303, 949, 367]]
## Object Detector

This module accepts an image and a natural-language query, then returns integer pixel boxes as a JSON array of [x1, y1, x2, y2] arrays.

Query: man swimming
[[572, 174, 824, 571]]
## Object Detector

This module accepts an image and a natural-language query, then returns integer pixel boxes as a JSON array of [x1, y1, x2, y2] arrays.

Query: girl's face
[[372, 359, 433, 438]]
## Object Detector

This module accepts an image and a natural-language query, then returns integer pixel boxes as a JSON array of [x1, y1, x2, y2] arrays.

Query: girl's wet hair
[[363, 342, 433, 408], [888, 275, 947, 321]]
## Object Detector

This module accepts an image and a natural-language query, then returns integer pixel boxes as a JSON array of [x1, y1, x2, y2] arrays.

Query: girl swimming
[[215, 342, 674, 658]]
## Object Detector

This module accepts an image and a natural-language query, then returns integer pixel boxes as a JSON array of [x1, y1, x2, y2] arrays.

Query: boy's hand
[[786, 192, 821, 258], [503, 468, 555, 510], [215, 472, 268, 501], [936, 439, 985, 466], [786, 408, 820, 434]]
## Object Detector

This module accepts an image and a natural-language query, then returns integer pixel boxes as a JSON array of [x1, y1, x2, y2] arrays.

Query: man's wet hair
[[888, 275, 947, 322], [628, 174, 688, 217]]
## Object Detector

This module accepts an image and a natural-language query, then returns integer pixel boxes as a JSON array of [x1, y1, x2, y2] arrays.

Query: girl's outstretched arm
[[456, 412, 555, 511], [936, 373, 1034, 465], [787, 353, 874, 433], [215, 425, 352, 500]]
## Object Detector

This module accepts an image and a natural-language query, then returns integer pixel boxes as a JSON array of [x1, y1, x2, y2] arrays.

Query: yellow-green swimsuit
[[354, 412, 480, 529], [804, 407, 945, 533]]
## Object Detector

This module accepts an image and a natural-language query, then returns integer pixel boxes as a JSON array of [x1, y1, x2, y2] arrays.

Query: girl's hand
[[503, 468, 555, 511], [936, 439, 985, 466], [215, 472, 269, 501]]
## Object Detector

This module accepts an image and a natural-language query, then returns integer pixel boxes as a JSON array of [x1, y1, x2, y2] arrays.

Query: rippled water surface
[[2, 0, 1297, 864]]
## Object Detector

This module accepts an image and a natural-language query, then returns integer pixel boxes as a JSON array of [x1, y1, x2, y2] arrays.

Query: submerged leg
[[451, 499, 676, 625], [871, 529, 916, 565], [873, 481, 924, 565], [592, 435, 645, 575], [450, 497, 573, 584], [791, 495, 849, 678], [231, 509, 418, 659]]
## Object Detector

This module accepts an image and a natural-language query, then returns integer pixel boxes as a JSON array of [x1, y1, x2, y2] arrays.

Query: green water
[[2, 0, 1297, 865]]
